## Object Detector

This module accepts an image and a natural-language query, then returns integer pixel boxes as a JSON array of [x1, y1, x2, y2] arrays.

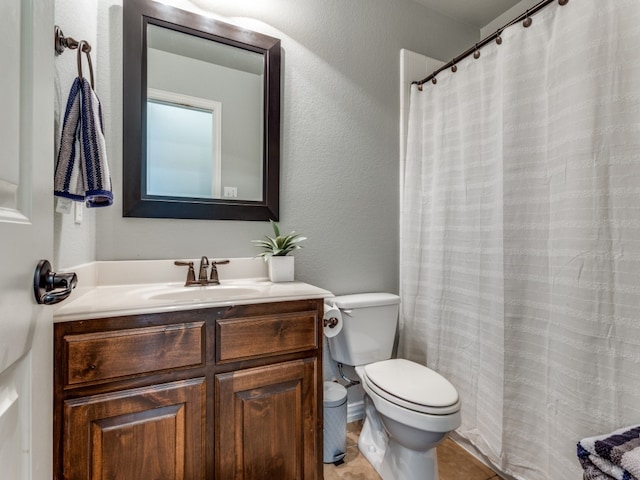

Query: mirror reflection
[[146, 24, 264, 201]]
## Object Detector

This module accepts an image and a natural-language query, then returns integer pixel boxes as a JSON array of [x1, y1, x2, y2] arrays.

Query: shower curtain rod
[[413, 0, 569, 87]]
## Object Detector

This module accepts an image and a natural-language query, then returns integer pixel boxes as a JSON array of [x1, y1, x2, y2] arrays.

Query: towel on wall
[[578, 425, 640, 480], [55, 77, 112, 207]]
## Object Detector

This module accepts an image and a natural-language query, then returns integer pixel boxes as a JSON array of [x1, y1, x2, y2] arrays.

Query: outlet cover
[[223, 186, 238, 198]]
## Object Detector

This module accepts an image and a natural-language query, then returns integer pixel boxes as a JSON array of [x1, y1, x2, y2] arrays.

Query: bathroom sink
[[52, 259, 334, 322], [146, 285, 262, 302]]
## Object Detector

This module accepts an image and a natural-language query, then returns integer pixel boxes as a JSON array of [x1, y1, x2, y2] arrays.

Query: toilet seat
[[363, 359, 460, 415]]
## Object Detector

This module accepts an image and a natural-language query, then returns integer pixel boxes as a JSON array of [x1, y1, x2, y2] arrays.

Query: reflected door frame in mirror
[[123, 0, 280, 221]]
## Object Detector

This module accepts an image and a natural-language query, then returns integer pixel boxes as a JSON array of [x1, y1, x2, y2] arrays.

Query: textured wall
[[54, 0, 478, 295], [53, 0, 99, 268]]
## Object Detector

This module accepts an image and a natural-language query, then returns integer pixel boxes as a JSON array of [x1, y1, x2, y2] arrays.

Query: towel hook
[[54, 26, 91, 56], [76, 41, 95, 89]]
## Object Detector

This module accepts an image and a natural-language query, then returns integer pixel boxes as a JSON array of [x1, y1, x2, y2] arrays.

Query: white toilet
[[327, 293, 461, 480]]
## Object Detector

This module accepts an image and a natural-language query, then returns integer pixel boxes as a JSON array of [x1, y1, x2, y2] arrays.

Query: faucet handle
[[209, 259, 230, 284], [174, 261, 196, 286]]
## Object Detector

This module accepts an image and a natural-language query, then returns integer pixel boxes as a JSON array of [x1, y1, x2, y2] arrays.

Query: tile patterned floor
[[323, 421, 500, 480]]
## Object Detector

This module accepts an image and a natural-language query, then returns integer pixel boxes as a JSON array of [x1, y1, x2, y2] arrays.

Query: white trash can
[[323, 381, 347, 464]]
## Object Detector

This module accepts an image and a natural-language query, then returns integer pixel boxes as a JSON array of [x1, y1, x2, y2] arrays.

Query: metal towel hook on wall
[[76, 40, 95, 89], [54, 26, 95, 88], [54, 25, 91, 56]]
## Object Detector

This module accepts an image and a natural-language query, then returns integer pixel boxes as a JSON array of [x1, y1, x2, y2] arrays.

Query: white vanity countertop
[[54, 258, 333, 322]]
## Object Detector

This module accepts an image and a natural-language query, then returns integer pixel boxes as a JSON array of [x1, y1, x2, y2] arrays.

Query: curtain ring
[[523, 10, 532, 28], [558, 0, 569, 5], [76, 40, 95, 89], [473, 45, 480, 59], [496, 30, 503, 45], [451, 64, 457, 73]]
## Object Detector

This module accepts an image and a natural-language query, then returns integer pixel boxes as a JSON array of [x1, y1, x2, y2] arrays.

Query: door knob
[[33, 259, 78, 305]]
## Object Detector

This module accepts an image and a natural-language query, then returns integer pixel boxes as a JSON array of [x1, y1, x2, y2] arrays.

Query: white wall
[[53, 0, 478, 295], [399, 49, 444, 192], [481, 0, 540, 37]]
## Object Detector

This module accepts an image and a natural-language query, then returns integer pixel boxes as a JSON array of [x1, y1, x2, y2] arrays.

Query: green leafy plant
[[253, 220, 306, 259]]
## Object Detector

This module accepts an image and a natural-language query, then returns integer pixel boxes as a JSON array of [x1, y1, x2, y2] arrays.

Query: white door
[[0, 0, 55, 479]]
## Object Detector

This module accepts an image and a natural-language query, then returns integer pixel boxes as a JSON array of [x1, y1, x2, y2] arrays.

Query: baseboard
[[347, 400, 364, 423]]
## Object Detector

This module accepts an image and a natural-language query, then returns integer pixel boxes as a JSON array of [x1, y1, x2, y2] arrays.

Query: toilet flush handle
[[323, 317, 340, 329]]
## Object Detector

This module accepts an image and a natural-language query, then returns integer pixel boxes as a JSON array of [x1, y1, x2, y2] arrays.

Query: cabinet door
[[62, 378, 205, 480], [215, 358, 319, 480]]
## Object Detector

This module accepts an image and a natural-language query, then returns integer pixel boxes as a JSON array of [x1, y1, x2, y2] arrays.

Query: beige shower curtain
[[400, 1, 640, 478]]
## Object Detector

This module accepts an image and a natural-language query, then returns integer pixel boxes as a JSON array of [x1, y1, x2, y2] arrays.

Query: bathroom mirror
[[123, 0, 280, 220]]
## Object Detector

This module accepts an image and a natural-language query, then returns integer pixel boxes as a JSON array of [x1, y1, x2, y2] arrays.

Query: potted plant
[[253, 220, 306, 282]]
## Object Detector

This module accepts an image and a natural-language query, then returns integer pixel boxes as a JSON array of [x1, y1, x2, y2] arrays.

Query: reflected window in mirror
[[123, 0, 280, 220], [147, 90, 222, 198]]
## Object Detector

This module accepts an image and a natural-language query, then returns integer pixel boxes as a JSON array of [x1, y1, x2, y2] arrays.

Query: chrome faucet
[[174, 258, 230, 286]]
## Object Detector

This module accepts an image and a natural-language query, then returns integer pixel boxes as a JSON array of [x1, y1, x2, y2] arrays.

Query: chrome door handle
[[33, 259, 78, 305]]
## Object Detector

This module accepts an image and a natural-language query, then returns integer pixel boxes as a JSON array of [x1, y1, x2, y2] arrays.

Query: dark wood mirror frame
[[123, 0, 280, 221]]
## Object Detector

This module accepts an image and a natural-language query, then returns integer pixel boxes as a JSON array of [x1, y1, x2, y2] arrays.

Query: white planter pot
[[268, 256, 295, 282]]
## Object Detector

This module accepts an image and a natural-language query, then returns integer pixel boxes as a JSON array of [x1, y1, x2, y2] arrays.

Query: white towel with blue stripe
[[55, 77, 112, 207], [578, 425, 640, 480]]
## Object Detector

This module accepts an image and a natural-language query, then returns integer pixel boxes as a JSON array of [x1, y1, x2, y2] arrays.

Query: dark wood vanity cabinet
[[54, 299, 324, 480], [62, 378, 206, 479], [216, 358, 318, 479]]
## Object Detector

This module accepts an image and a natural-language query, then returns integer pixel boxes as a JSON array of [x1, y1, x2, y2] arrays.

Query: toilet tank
[[327, 293, 400, 366]]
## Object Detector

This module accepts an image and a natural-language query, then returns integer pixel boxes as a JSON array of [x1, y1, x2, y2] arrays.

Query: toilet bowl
[[356, 360, 461, 480], [326, 294, 461, 480]]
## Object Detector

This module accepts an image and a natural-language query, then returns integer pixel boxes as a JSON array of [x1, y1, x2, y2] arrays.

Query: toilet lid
[[364, 359, 460, 415]]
